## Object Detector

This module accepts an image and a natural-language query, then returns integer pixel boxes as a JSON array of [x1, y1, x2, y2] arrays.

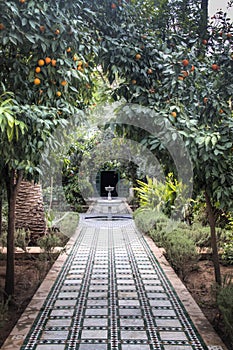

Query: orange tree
[[89, 0, 233, 285], [0, 0, 99, 298]]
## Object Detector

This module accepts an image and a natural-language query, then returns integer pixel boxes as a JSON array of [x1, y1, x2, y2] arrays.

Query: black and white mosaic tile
[[21, 200, 208, 350]]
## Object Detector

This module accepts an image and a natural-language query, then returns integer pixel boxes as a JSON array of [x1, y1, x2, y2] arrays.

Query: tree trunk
[[4, 169, 23, 299], [205, 191, 222, 286], [15, 180, 46, 243], [199, 0, 208, 38]]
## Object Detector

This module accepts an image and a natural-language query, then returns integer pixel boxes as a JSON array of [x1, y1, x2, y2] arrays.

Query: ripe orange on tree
[[212, 64, 220, 71], [190, 65, 195, 72], [147, 68, 153, 74], [135, 53, 141, 60], [35, 67, 41, 73], [181, 70, 189, 77], [19, 0, 26, 4], [38, 59, 45, 67], [0, 23, 5, 30], [202, 39, 208, 45], [56, 91, 62, 97], [61, 80, 67, 86], [54, 29, 60, 35], [203, 97, 208, 104], [66, 47, 71, 53], [219, 109, 224, 114], [34, 78, 41, 85], [51, 59, 56, 67], [171, 111, 177, 118], [45, 57, 51, 65], [182, 59, 189, 66], [131, 79, 137, 85]]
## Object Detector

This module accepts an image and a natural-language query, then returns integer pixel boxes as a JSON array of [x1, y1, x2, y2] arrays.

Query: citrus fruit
[[135, 54, 141, 60], [38, 59, 45, 67], [212, 64, 220, 70], [182, 59, 189, 66], [147, 68, 153, 74], [51, 59, 56, 67], [190, 65, 195, 72], [35, 67, 41, 73], [56, 91, 62, 97], [171, 111, 177, 117], [0, 23, 5, 30], [34, 78, 41, 85], [45, 57, 51, 65], [131, 79, 137, 84], [61, 80, 67, 86]]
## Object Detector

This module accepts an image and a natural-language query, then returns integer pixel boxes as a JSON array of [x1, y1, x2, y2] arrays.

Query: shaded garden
[[0, 0, 233, 348]]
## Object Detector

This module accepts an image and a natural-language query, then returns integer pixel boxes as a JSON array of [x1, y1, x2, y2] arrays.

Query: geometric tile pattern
[[20, 200, 208, 350]]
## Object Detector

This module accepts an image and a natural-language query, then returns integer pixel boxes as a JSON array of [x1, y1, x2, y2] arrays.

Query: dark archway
[[100, 171, 119, 197]]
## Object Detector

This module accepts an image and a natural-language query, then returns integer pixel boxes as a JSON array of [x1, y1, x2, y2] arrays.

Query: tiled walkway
[[1, 199, 227, 350]]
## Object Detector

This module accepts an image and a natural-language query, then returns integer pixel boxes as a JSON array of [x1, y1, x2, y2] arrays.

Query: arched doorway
[[100, 170, 119, 197]]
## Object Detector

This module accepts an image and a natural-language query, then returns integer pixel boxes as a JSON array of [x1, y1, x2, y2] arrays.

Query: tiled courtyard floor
[[1, 199, 227, 350]]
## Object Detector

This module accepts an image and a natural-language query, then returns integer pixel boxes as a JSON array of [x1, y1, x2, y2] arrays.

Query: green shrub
[[186, 223, 211, 248], [15, 228, 30, 252], [38, 233, 63, 261], [163, 230, 199, 280], [134, 208, 169, 234], [221, 231, 233, 265], [216, 276, 233, 345], [134, 173, 187, 218]]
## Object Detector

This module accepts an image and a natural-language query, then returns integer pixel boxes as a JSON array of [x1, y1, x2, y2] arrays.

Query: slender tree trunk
[[4, 169, 23, 299], [199, 0, 208, 38], [205, 191, 222, 286]]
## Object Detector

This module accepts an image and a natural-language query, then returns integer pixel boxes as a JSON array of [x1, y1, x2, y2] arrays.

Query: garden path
[[1, 199, 227, 350]]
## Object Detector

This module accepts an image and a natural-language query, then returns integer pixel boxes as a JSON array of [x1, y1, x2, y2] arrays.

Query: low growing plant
[[163, 230, 199, 280], [133, 208, 169, 234], [221, 231, 233, 265], [38, 233, 64, 261], [216, 275, 233, 346]]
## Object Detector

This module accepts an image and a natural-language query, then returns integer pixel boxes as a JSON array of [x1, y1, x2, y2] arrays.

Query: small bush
[[38, 233, 63, 261], [163, 230, 199, 280], [221, 231, 233, 265], [133, 208, 169, 234], [15, 228, 30, 252], [217, 277, 233, 346], [187, 223, 211, 248]]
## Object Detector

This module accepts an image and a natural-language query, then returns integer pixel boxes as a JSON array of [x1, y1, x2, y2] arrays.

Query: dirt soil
[[185, 260, 233, 350], [0, 254, 55, 348], [0, 257, 232, 349]]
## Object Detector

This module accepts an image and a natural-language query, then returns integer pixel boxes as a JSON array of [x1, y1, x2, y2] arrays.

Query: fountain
[[105, 185, 114, 201], [105, 185, 114, 220]]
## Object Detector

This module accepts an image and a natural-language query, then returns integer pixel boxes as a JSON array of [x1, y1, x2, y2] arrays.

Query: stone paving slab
[[0, 199, 227, 350]]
